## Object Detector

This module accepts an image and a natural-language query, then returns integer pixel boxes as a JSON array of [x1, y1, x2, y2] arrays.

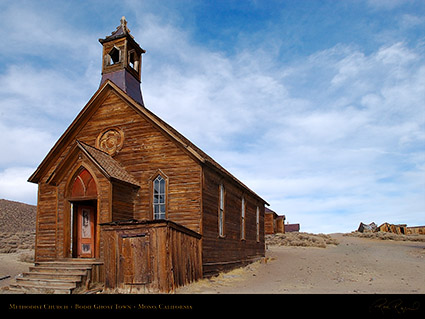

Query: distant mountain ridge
[[0, 199, 36, 233]]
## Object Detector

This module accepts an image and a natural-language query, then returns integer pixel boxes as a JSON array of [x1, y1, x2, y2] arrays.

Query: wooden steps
[[9, 259, 103, 294]]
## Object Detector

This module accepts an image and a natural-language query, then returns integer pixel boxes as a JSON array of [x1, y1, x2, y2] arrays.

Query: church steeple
[[99, 17, 146, 105]]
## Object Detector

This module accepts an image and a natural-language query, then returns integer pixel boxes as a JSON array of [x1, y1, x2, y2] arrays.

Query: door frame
[[70, 199, 98, 258]]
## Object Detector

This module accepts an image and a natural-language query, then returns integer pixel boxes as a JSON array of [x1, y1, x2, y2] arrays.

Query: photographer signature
[[370, 298, 420, 314]]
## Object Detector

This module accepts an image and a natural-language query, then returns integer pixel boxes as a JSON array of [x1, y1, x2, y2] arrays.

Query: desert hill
[[0, 199, 36, 253], [0, 199, 36, 233]]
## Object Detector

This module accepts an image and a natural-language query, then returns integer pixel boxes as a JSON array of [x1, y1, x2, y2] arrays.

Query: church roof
[[45, 139, 139, 187], [77, 141, 139, 186], [29, 80, 267, 205]]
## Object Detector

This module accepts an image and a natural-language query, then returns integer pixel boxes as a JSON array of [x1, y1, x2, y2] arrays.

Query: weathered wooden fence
[[101, 219, 202, 293]]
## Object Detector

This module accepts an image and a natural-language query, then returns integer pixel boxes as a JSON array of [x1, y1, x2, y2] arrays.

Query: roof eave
[[28, 81, 116, 184]]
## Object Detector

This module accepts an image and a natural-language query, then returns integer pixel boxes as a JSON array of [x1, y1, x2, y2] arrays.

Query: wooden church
[[25, 18, 268, 293]]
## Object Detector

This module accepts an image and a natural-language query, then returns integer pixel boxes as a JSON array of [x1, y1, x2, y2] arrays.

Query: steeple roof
[[98, 16, 146, 54]]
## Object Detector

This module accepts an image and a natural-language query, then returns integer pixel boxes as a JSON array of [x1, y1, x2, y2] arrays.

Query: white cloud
[[0, 167, 38, 205], [0, 2, 423, 233], [192, 41, 425, 233], [0, 123, 55, 167], [399, 14, 425, 29], [0, 2, 98, 61]]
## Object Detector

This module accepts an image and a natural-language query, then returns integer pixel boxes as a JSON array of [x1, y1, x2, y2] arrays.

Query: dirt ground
[[176, 233, 425, 294], [0, 250, 34, 290], [0, 233, 424, 294]]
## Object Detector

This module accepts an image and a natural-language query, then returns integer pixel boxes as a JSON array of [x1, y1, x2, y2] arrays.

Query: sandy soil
[[0, 234, 424, 294], [0, 250, 34, 290], [176, 234, 425, 294]]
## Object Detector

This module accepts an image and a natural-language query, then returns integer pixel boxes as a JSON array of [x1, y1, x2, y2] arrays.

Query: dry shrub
[[18, 251, 35, 263], [344, 231, 425, 242], [266, 232, 339, 248], [0, 231, 35, 253]]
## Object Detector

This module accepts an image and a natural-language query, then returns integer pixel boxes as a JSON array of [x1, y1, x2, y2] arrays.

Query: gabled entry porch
[[42, 140, 140, 262]]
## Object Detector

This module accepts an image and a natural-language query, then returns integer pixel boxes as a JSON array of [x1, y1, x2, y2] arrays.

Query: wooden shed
[[378, 223, 407, 235], [265, 208, 278, 235], [265, 208, 285, 234], [285, 223, 300, 233], [275, 216, 286, 233], [24, 18, 268, 293], [406, 226, 425, 235]]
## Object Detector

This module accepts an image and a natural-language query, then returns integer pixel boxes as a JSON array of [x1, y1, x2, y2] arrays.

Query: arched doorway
[[69, 167, 98, 258]]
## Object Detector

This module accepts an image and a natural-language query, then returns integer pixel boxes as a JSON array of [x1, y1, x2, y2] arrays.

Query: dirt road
[[0, 233, 424, 294], [176, 233, 425, 294], [0, 251, 32, 290]]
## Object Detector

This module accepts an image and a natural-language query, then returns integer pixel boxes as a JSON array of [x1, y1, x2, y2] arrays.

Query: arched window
[[153, 175, 166, 219], [71, 168, 97, 198]]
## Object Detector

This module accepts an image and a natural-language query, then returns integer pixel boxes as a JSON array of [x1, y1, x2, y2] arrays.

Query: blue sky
[[0, 0, 424, 233]]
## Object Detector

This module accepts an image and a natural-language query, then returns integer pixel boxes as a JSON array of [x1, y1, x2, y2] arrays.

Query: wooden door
[[76, 205, 96, 258], [119, 234, 151, 285]]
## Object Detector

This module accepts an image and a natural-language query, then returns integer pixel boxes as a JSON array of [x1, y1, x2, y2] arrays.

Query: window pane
[[219, 185, 224, 209], [153, 175, 166, 220], [219, 209, 223, 236], [256, 207, 260, 241]]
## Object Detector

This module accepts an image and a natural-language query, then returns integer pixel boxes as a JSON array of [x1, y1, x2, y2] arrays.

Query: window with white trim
[[241, 196, 246, 240], [153, 175, 166, 219], [256, 206, 260, 242], [219, 184, 225, 237]]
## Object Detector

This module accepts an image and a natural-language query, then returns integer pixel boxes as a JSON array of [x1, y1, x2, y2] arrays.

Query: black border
[[2, 293, 424, 317]]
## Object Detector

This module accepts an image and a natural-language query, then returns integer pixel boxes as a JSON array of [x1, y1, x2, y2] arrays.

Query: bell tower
[[99, 17, 146, 106]]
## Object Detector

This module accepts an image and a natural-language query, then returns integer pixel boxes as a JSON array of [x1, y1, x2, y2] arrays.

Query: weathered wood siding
[[75, 91, 202, 233], [264, 212, 275, 235], [35, 183, 57, 261], [201, 166, 265, 276], [276, 217, 285, 233], [111, 182, 137, 221], [406, 226, 425, 235], [101, 220, 202, 293]]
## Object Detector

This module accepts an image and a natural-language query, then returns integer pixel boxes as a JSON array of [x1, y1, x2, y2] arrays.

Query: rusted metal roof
[[358, 222, 377, 233]]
